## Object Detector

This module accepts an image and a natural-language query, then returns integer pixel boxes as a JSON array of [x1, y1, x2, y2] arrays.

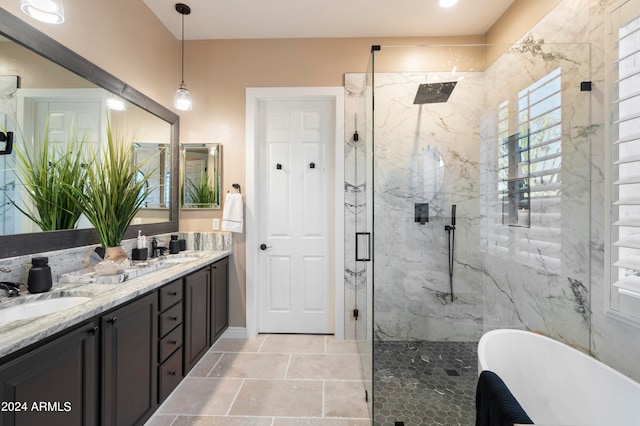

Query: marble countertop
[[0, 250, 231, 360]]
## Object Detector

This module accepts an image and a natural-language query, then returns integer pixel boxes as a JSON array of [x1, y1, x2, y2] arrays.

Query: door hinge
[[353, 308, 359, 320]]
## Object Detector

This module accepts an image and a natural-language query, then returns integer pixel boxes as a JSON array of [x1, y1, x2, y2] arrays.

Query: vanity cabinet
[[0, 319, 99, 426], [157, 279, 183, 402], [183, 267, 210, 373], [101, 293, 157, 426], [184, 256, 230, 373], [210, 256, 229, 342], [0, 254, 230, 426]]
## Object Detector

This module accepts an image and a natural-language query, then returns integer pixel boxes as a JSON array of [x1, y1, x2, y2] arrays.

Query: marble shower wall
[[479, 41, 592, 350], [344, 70, 487, 342], [371, 71, 486, 342], [343, 5, 594, 348], [343, 0, 640, 382]]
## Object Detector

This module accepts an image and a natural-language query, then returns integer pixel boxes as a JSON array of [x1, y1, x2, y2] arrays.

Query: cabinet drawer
[[159, 325, 182, 363], [159, 279, 183, 311], [158, 349, 183, 403], [159, 302, 183, 337]]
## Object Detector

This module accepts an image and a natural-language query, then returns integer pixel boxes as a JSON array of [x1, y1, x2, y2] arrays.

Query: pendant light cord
[[180, 11, 185, 85]]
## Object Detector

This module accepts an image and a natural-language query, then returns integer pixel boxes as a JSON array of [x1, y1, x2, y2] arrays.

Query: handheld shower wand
[[445, 205, 456, 302]]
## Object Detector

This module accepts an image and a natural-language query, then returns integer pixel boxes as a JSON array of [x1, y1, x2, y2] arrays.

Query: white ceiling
[[143, 0, 517, 40]]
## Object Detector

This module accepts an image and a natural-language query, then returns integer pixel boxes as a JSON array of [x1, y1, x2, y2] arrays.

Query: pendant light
[[174, 3, 192, 111], [21, 0, 64, 24]]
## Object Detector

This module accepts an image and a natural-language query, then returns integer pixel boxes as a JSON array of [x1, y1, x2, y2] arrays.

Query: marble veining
[[0, 232, 232, 286], [344, 13, 593, 348], [0, 250, 230, 359], [180, 231, 233, 251], [340, 0, 640, 385]]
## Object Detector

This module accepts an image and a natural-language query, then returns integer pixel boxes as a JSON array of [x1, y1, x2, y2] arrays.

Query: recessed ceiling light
[[21, 0, 64, 24], [439, 0, 458, 7]]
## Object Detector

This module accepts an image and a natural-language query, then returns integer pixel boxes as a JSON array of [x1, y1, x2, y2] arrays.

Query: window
[[607, 0, 640, 323], [483, 68, 563, 274]]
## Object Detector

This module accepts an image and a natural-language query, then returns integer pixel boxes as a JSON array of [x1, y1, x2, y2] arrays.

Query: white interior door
[[257, 99, 334, 334]]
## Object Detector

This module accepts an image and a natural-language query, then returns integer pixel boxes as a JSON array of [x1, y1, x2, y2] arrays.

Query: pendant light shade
[[174, 82, 192, 111], [174, 3, 192, 111], [21, 0, 64, 24]]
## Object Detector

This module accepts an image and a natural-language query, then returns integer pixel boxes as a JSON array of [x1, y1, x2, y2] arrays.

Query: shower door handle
[[355, 232, 371, 262]]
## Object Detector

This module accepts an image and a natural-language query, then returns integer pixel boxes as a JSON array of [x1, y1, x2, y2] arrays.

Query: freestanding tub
[[477, 329, 640, 425]]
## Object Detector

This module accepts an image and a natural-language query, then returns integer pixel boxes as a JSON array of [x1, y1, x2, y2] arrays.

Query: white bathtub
[[477, 329, 640, 426]]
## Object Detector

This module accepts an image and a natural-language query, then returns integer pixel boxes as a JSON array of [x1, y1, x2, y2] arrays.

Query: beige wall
[[0, 0, 177, 108], [0, 1, 557, 329]]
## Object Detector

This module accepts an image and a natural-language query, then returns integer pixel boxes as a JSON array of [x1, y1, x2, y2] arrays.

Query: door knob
[[260, 244, 272, 251]]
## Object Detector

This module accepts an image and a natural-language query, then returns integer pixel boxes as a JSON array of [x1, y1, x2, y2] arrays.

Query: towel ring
[[231, 183, 241, 193]]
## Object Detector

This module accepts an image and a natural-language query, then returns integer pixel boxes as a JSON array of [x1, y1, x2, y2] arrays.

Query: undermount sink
[[163, 256, 201, 264], [0, 297, 91, 324]]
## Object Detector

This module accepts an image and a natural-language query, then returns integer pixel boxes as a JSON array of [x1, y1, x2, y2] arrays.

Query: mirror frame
[[181, 143, 222, 209], [0, 8, 180, 258]]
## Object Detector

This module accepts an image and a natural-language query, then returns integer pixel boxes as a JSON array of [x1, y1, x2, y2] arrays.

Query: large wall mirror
[[181, 144, 222, 209], [0, 8, 179, 258]]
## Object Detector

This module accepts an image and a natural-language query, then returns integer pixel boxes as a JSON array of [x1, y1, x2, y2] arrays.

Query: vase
[[104, 246, 128, 262]]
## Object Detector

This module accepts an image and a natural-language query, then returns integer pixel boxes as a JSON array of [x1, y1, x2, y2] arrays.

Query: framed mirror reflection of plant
[[181, 143, 221, 209], [0, 7, 179, 258]]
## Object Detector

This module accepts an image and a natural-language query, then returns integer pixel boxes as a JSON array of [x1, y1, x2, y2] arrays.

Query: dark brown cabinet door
[[210, 257, 229, 343], [0, 320, 99, 426], [183, 267, 210, 373], [101, 293, 157, 426]]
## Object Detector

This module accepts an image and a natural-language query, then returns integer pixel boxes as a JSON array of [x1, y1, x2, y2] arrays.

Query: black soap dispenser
[[169, 235, 180, 254], [27, 257, 52, 294]]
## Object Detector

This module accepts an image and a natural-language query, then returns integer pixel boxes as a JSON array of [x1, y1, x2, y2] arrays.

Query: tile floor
[[146, 334, 371, 426], [374, 341, 477, 425]]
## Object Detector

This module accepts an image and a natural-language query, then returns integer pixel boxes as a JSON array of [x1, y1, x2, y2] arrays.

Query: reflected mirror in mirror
[[134, 142, 171, 216], [422, 146, 444, 202], [181, 144, 221, 209]]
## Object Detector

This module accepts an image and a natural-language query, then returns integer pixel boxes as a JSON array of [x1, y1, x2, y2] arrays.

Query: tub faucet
[[0, 282, 20, 297]]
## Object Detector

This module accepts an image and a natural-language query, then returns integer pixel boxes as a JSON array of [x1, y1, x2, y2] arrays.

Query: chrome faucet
[[0, 282, 21, 297]]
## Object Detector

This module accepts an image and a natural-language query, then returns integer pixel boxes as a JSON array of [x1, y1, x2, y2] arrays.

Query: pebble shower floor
[[373, 341, 478, 425]]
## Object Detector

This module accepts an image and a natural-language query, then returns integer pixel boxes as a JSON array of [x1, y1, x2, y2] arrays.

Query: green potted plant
[[185, 171, 218, 208], [11, 126, 88, 232], [68, 122, 153, 263]]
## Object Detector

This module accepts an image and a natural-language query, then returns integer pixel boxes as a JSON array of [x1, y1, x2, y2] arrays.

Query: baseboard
[[221, 326, 247, 339]]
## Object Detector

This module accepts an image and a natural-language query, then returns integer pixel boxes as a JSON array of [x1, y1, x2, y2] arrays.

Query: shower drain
[[445, 369, 460, 376]]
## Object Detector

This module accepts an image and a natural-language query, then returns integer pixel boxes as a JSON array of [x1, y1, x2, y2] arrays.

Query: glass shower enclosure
[[348, 42, 591, 424]]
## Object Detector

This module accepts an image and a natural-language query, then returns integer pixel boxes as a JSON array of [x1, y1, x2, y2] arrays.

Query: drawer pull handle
[[88, 326, 99, 335], [169, 316, 178, 321], [107, 317, 117, 324], [168, 371, 177, 376], [169, 291, 178, 296], [169, 340, 178, 345]]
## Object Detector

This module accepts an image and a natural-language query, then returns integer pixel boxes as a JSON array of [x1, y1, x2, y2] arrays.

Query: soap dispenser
[[169, 235, 180, 254], [27, 257, 52, 294]]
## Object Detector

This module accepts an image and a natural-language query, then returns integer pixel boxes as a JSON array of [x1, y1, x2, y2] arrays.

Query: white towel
[[221, 193, 244, 233]]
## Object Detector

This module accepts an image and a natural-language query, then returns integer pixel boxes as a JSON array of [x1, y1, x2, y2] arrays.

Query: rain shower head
[[413, 81, 457, 104]]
